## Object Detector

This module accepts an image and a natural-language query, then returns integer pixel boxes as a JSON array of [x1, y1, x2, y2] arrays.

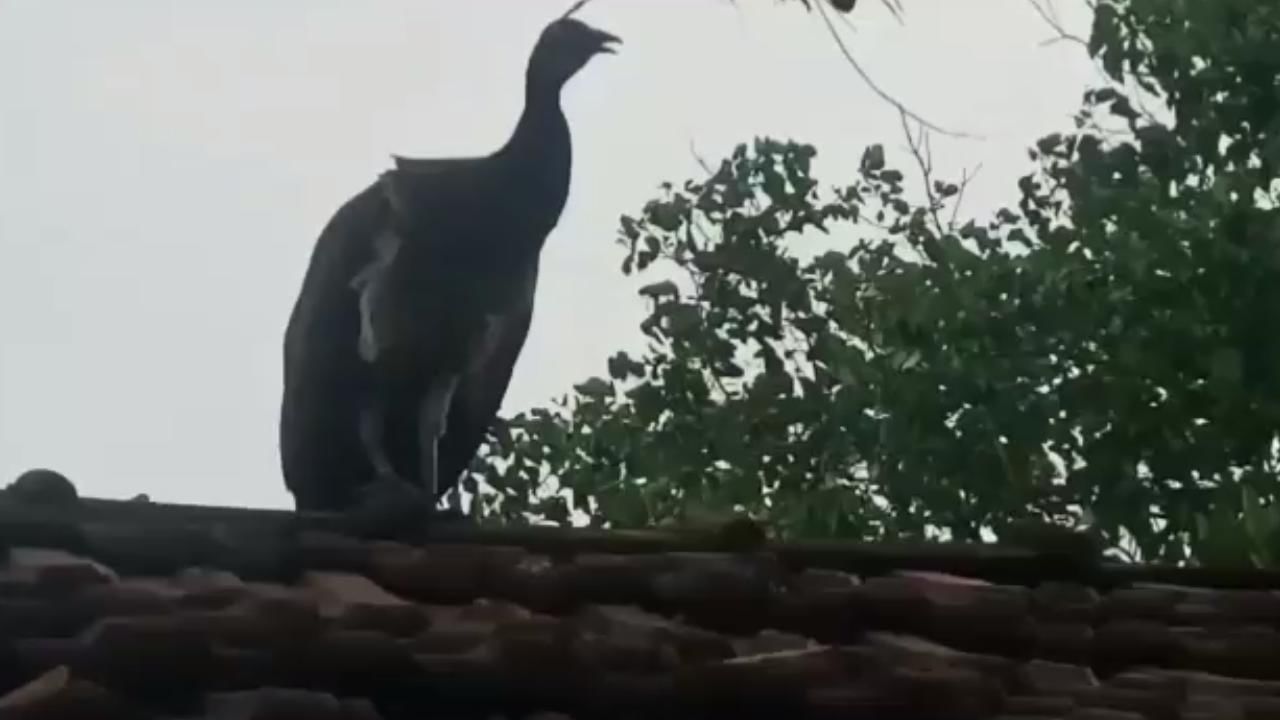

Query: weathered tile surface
[[1, 481, 1279, 719]]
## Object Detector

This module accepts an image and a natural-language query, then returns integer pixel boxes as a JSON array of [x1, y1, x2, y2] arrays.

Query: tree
[[466, 0, 1280, 568]]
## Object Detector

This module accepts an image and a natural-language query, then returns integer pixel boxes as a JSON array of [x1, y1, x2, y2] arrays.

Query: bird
[[279, 9, 620, 518]]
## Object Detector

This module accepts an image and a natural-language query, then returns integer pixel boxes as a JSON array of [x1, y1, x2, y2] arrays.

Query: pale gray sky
[[0, 0, 1096, 509]]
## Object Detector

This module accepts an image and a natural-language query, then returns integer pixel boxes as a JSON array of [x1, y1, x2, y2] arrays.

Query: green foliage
[[468, 0, 1280, 567]]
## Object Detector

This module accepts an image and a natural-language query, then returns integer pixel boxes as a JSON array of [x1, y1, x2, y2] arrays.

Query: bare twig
[[833, 0, 905, 30], [689, 139, 717, 178], [819, 0, 908, 24], [897, 109, 984, 235], [812, 0, 980, 140], [876, 0, 907, 25], [947, 163, 983, 229], [1026, 0, 1167, 126], [1026, 0, 1089, 48], [898, 110, 948, 235], [684, 143, 725, 251]]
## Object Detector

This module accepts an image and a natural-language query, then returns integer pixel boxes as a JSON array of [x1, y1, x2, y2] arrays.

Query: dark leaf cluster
[[466, 0, 1280, 567]]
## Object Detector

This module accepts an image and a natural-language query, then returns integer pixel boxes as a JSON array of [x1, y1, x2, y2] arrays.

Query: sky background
[[0, 0, 1097, 509]]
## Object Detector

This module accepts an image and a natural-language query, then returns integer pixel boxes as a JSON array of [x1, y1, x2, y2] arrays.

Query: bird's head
[[526, 16, 621, 91]]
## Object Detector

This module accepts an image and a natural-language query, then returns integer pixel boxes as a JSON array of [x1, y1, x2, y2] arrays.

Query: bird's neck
[[501, 81, 572, 236], [510, 85, 568, 153]]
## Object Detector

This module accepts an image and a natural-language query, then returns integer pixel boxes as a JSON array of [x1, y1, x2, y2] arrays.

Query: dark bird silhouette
[[279, 12, 620, 515]]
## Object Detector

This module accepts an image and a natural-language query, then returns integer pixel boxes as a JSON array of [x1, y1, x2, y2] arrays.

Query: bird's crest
[[559, 0, 596, 19]]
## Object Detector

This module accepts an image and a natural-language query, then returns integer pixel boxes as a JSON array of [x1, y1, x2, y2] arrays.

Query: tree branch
[[948, 162, 982, 230], [813, 0, 979, 140], [1025, 0, 1089, 48], [898, 109, 946, 235]]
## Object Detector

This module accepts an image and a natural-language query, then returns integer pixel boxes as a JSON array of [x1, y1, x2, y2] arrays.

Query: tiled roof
[[2, 472, 1280, 719]]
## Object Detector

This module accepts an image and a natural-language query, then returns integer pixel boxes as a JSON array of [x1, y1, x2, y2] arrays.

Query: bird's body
[[280, 15, 619, 513]]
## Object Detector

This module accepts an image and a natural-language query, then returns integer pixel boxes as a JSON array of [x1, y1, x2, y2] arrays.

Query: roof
[[2, 471, 1280, 719]]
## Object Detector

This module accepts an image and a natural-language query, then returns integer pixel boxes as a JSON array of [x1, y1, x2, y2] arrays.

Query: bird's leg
[[417, 374, 459, 501], [357, 399, 400, 483], [347, 394, 434, 540]]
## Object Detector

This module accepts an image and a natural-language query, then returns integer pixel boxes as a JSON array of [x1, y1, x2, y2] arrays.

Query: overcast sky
[[0, 0, 1097, 509]]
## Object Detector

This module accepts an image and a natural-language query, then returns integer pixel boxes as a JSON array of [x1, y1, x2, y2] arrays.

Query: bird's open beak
[[593, 29, 622, 55]]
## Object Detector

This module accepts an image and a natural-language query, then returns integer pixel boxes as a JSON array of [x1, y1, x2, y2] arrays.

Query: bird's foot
[[342, 473, 475, 539], [343, 472, 435, 540]]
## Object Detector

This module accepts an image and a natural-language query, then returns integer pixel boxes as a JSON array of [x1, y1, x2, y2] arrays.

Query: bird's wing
[[391, 154, 477, 174], [283, 180, 388, 382], [281, 180, 391, 509], [381, 154, 495, 231], [435, 261, 540, 496], [349, 229, 403, 365]]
